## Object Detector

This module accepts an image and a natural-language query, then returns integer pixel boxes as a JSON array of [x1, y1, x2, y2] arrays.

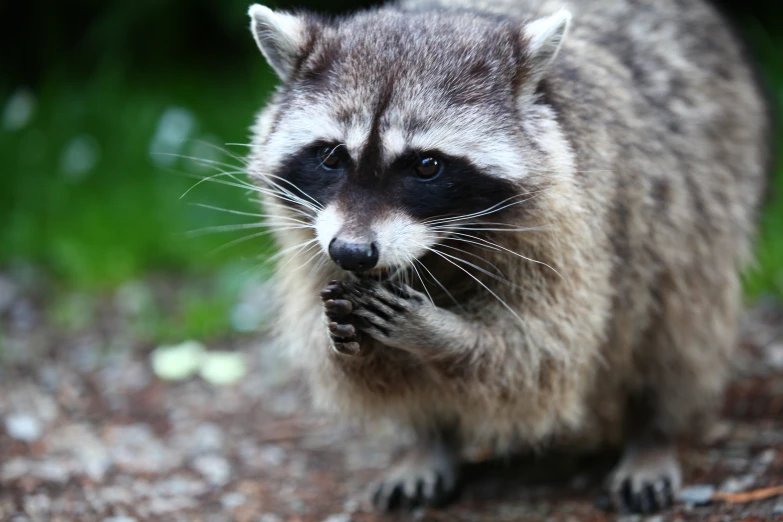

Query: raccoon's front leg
[[608, 435, 681, 514], [369, 429, 460, 510]]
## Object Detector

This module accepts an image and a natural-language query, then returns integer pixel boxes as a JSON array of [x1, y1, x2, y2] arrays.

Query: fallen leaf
[[150, 341, 205, 381], [199, 351, 247, 386]]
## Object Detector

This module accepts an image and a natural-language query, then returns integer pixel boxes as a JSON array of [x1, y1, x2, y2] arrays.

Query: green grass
[[741, 22, 783, 298], [1, 68, 278, 287]]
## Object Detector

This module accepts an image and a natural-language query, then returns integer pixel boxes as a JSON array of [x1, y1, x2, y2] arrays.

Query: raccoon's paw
[[349, 280, 428, 348], [607, 441, 682, 514], [320, 281, 363, 356], [369, 442, 459, 511]]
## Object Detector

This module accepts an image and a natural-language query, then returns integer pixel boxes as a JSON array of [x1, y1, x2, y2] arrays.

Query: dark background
[[1, 0, 781, 342]]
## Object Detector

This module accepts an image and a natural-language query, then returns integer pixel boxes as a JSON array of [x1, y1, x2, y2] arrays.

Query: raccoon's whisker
[[434, 243, 508, 278], [408, 256, 436, 305], [188, 206, 312, 227], [424, 186, 553, 226], [308, 255, 331, 279], [427, 247, 517, 288], [158, 152, 246, 172], [424, 186, 552, 225], [248, 176, 323, 213], [193, 140, 250, 167], [412, 257, 463, 310], [396, 258, 413, 290], [189, 202, 269, 219], [179, 169, 256, 199], [267, 238, 321, 265], [259, 200, 318, 221], [449, 232, 566, 282], [433, 225, 551, 233], [252, 170, 325, 211], [433, 221, 536, 228], [209, 227, 308, 255], [315, 143, 346, 171], [432, 190, 549, 225], [423, 192, 528, 225], [252, 186, 322, 213], [208, 231, 272, 255], [257, 196, 317, 216], [179, 167, 322, 215], [416, 244, 524, 325], [291, 243, 326, 274], [178, 170, 320, 216], [431, 234, 503, 252], [187, 222, 312, 238]]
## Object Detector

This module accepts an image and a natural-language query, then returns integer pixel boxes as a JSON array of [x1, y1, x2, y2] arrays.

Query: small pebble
[[718, 474, 755, 493], [102, 518, 137, 522], [342, 499, 359, 513], [192, 455, 232, 487], [0, 275, 18, 313], [323, 515, 351, 522], [765, 342, 783, 370], [220, 492, 246, 509], [679, 484, 715, 505], [755, 448, 776, 468], [4, 414, 43, 442]]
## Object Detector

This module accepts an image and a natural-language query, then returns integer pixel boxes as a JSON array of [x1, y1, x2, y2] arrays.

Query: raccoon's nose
[[328, 238, 379, 272]]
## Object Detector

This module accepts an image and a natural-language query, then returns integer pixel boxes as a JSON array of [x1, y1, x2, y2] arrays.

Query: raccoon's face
[[247, 4, 569, 275]]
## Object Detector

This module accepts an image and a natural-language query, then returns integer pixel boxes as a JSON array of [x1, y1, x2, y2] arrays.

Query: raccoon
[[245, 0, 771, 513]]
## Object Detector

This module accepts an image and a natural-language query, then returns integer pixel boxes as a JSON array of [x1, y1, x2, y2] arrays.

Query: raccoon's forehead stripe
[[382, 127, 407, 159], [357, 78, 396, 177], [407, 126, 525, 180], [264, 106, 344, 162]]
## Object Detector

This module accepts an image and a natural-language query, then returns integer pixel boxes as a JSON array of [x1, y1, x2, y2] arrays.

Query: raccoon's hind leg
[[369, 426, 461, 511]]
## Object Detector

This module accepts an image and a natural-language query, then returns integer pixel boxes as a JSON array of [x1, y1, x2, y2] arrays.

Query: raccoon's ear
[[248, 4, 311, 81], [521, 9, 571, 81]]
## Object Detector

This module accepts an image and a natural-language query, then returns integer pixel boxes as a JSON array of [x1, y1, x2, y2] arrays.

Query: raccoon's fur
[[245, 0, 771, 513]]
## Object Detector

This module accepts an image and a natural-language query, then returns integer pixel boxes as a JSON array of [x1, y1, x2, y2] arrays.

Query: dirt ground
[[1, 275, 782, 522]]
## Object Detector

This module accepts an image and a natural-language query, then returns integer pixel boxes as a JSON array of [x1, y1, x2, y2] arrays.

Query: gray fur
[[246, 0, 771, 513]]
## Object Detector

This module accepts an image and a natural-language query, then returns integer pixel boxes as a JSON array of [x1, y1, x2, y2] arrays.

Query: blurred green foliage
[[0, 0, 781, 315]]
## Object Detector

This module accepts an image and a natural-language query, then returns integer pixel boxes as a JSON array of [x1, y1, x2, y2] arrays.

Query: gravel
[[0, 276, 781, 521]]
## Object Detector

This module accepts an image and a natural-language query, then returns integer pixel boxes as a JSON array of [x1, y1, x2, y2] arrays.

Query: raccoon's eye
[[414, 157, 442, 179], [317, 146, 344, 170]]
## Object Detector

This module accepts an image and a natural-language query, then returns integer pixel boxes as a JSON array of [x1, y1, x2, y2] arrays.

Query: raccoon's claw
[[607, 441, 681, 514], [349, 280, 427, 342], [321, 282, 363, 356], [368, 441, 459, 511], [324, 298, 353, 317], [610, 475, 675, 514]]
